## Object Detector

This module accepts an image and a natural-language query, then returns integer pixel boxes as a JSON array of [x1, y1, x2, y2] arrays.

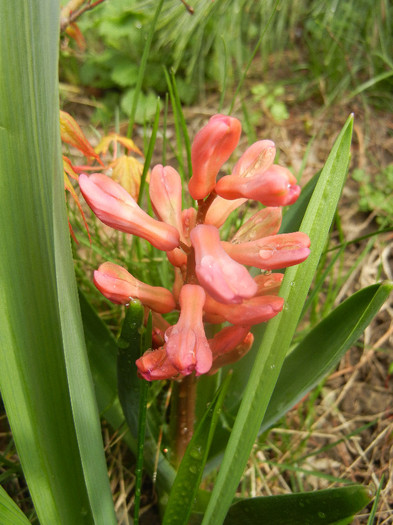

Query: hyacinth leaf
[[79, 292, 176, 495], [117, 300, 146, 436], [163, 374, 232, 525], [0, 486, 30, 525], [201, 115, 354, 525], [221, 486, 372, 525], [190, 485, 372, 525], [0, 3, 116, 524], [261, 281, 393, 432], [78, 291, 125, 432]]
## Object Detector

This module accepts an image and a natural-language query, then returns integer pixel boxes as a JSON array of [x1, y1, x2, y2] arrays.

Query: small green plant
[[251, 83, 289, 123], [353, 164, 393, 227]]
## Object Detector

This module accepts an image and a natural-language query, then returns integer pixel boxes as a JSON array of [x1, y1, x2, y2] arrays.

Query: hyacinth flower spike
[[79, 173, 179, 251], [190, 224, 258, 304], [164, 284, 212, 376], [188, 114, 242, 200], [94, 262, 176, 313]]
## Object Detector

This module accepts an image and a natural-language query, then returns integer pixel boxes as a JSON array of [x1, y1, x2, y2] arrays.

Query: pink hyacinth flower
[[203, 293, 284, 326], [93, 262, 176, 314], [209, 326, 254, 375], [165, 284, 212, 376], [215, 164, 301, 207], [222, 232, 311, 270], [149, 165, 184, 241], [136, 347, 179, 381], [79, 173, 179, 251], [232, 140, 276, 177], [231, 207, 282, 244], [254, 273, 284, 296], [188, 114, 242, 200], [204, 195, 246, 228], [209, 325, 251, 358], [190, 224, 257, 304], [204, 140, 277, 227]]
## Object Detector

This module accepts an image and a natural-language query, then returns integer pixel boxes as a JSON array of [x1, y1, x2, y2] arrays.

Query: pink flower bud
[[203, 293, 284, 325], [209, 326, 254, 374], [215, 165, 301, 206], [204, 195, 246, 228], [188, 114, 242, 200], [254, 273, 284, 296], [149, 165, 184, 240], [231, 207, 282, 244], [232, 140, 276, 177], [222, 232, 311, 270], [165, 284, 212, 376], [181, 207, 197, 244], [136, 347, 179, 381], [166, 247, 187, 268], [190, 224, 257, 304], [93, 262, 176, 313], [79, 173, 179, 251], [209, 325, 251, 358], [204, 141, 277, 227]]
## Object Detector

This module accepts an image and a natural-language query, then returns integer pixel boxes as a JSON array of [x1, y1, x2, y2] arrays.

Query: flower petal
[[79, 173, 180, 251], [165, 284, 212, 376], [188, 114, 241, 200], [190, 224, 257, 304], [222, 232, 311, 270], [94, 262, 176, 313]]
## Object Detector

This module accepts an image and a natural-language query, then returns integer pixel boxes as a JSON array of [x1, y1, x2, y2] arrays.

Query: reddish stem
[[173, 373, 197, 467]]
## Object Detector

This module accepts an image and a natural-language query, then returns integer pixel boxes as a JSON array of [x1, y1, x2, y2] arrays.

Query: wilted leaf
[[60, 110, 103, 165], [111, 155, 145, 200]]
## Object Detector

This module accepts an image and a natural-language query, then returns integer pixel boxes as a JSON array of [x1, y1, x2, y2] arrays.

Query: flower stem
[[173, 373, 197, 467]]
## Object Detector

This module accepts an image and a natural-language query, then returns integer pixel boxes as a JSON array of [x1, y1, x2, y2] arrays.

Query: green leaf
[[117, 300, 146, 436], [163, 374, 232, 525], [0, 4, 115, 523], [201, 115, 354, 525], [190, 485, 372, 525], [222, 486, 372, 525], [261, 281, 393, 431], [0, 486, 30, 525]]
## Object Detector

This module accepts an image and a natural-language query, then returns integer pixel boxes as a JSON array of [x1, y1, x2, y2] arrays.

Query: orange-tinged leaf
[[60, 110, 103, 165], [64, 171, 91, 243], [66, 22, 86, 51], [63, 155, 79, 181], [110, 155, 145, 201], [95, 133, 143, 157]]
